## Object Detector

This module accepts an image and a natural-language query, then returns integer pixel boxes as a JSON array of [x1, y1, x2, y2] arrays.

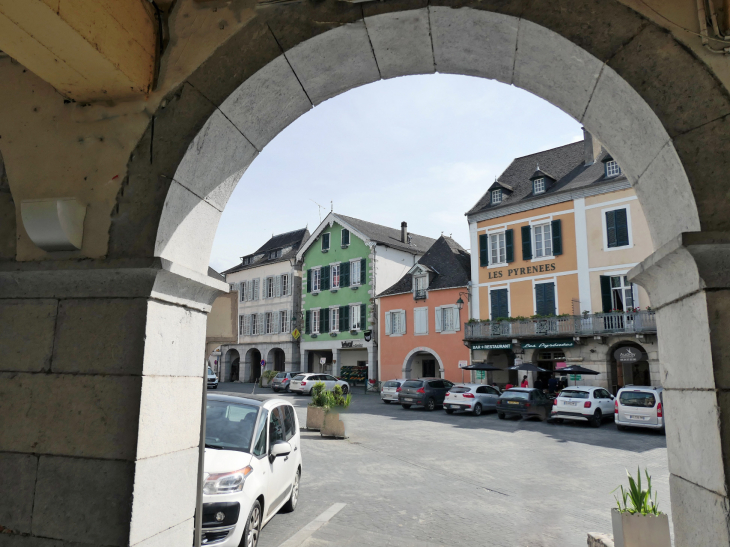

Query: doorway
[[249, 349, 262, 383], [423, 359, 436, 377]]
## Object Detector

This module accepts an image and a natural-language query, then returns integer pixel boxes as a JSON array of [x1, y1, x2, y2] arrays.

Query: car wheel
[[242, 499, 261, 547], [497, 412, 505, 420], [445, 409, 454, 415], [383, 399, 391, 404], [341, 384, 349, 395], [401, 404, 412, 409], [590, 409, 602, 428], [425, 398, 436, 411], [473, 403, 483, 416], [281, 471, 300, 513]]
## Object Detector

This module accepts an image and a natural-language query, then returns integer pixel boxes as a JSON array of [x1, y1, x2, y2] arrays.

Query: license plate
[[629, 415, 649, 420], [404, 398, 413, 402], [508, 401, 520, 405], [449, 405, 459, 409], [565, 401, 577, 406]]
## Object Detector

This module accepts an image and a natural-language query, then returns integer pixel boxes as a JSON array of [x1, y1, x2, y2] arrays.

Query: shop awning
[[462, 362, 503, 371]]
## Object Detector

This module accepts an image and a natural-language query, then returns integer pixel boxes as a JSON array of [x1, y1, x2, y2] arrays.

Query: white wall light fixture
[[20, 198, 86, 251]]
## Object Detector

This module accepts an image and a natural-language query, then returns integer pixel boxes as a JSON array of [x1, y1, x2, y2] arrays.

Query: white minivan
[[203, 393, 302, 547], [615, 386, 665, 432]]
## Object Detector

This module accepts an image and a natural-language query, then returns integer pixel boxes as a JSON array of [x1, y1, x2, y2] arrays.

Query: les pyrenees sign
[[486, 262, 557, 280], [521, 339, 574, 349]]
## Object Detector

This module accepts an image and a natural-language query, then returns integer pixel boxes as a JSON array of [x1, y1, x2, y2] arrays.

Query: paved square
[[218, 384, 670, 547]]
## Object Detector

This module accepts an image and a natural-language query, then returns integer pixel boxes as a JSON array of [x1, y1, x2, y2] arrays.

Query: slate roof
[[378, 236, 471, 297], [223, 228, 310, 275], [336, 214, 436, 255], [466, 141, 627, 216]]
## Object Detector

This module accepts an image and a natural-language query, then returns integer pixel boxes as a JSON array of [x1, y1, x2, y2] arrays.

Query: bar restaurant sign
[[470, 342, 512, 350], [521, 339, 575, 349]]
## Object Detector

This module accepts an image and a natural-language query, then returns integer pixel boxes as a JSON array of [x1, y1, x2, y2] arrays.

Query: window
[[490, 232, 506, 265], [242, 257, 251, 266], [341, 229, 350, 246], [239, 282, 245, 302], [282, 406, 296, 441], [350, 259, 361, 285], [251, 410, 268, 457], [414, 307, 428, 335], [269, 407, 286, 444], [605, 160, 621, 177], [387, 310, 405, 335], [533, 178, 545, 194], [265, 312, 274, 334], [330, 307, 339, 332], [435, 306, 460, 333], [611, 275, 636, 311], [311, 268, 321, 292], [266, 277, 275, 298], [268, 249, 281, 260], [605, 208, 630, 248], [534, 282, 556, 316], [321, 233, 330, 251], [280, 310, 289, 333], [311, 309, 320, 334], [331, 264, 340, 289], [281, 274, 290, 296], [239, 315, 244, 335], [491, 189, 502, 204], [490, 288, 508, 319], [442, 307, 455, 331], [350, 304, 361, 330], [206, 401, 259, 453], [619, 391, 656, 408], [533, 223, 552, 258]]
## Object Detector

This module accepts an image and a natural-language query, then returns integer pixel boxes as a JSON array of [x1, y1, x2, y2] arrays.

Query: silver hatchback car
[[381, 379, 407, 404], [443, 384, 500, 415]]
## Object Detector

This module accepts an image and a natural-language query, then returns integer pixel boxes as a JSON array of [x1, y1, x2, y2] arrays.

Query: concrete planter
[[321, 411, 346, 438], [261, 377, 272, 388], [306, 406, 326, 430], [611, 509, 670, 547]]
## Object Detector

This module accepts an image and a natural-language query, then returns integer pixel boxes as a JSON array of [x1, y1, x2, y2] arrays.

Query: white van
[[615, 386, 665, 432]]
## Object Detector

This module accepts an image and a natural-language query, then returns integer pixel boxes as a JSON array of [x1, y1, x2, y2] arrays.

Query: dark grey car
[[496, 388, 554, 421], [398, 378, 455, 411], [271, 371, 302, 393]]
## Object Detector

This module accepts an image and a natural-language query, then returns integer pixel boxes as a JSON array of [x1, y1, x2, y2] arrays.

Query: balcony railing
[[464, 311, 657, 340], [414, 289, 427, 300]]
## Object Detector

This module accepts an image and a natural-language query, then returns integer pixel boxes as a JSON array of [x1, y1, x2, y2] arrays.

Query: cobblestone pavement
[[216, 383, 670, 547]]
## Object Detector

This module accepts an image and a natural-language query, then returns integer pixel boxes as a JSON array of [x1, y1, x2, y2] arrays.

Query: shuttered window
[[490, 232, 506, 265], [522, 225, 532, 260], [311, 309, 320, 334], [534, 224, 552, 258], [340, 262, 350, 287], [490, 289, 509, 319], [350, 260, 360, 285], [479, 234, 488, 267], [360, 258, 367, 285], [350, 304, 361, 330], [605, 208, 630, 248], [341, 229, 350, 246], [331, 264, 340, 289], [339, 305, 349, 332], [330, 307, 339, 332], [322, 233, 330, 251], [321, 266, 330, 291], [311, 268, 321, 292], [414, 307, 428, 334], [534, 282, 556, 316], [280, 310, 290, 333], [385, 310, 407, 335]]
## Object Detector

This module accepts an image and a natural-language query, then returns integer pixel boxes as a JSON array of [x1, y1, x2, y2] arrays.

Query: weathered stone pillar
[[332, 348, 341, 377], [630, 233, 730, 546], [301, 349, 309, 373], [367, 344, 377, 381], [0, 258, 226, 546]]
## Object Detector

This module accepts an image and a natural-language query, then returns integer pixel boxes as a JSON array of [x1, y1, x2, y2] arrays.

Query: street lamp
[[455, 291, 469, 310]]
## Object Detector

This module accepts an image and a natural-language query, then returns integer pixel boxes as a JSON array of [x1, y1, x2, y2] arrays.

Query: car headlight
[[203, 466, 253, 495]]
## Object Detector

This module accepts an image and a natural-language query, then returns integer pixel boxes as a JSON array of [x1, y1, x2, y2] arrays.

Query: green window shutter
[[600, 276, 613, 312], [535, 284, 544, 315], [322, 233, 330, 250], [305, 310, 311, 334], [505, 229, 514, 263], [544, 283, 555, 315], [340, 305, 349, 331], [491, 289, 508, 318], [342, 229, 350, 246], [322, 266, 330, 291], [606, 210, 617, 248], [306, 269, 312, 293], [521, 225, 532, 260], [615, 209, 629, 246], [323, 308, 330, 333], [360, 258, 366, 285], [490, 290, 499, 319], [341, 261, 350, 287], [479, 234, 488, 267], [360, 303, 367, 329], [551, 219, 562, 256]]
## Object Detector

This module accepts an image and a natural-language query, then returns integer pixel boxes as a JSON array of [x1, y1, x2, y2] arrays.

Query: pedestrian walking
[[520, 375, 528, 388], [547, 376, 558, 394]]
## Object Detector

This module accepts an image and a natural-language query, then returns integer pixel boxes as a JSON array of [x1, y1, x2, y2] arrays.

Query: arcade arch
[[223, 348, 240, 383], [402, 347, 445, 379]]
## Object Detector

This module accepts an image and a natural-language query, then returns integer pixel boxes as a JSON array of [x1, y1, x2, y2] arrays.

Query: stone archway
[[267, 347, 286, 372], [402, 346, 445, 379], [223, 348, 240, 383], [244, 348, 262, 383], [607, 340, 652, 391]]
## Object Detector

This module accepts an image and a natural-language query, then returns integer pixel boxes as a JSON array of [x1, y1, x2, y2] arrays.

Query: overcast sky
[[210, 74, 583, 273]]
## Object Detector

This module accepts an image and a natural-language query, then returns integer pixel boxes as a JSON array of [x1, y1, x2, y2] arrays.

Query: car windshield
[[205, 400, 259, 453], [402, 381, 423, 388], [620, 391, 657, 408], [275, 373, 287, 378], [501, 390, 530, 400], [450, 386, 471, 393], [383, 381, 401, 388], [292, 374, 306, 381], [207, 367, 214, 375], [560, 390, 589, 399]]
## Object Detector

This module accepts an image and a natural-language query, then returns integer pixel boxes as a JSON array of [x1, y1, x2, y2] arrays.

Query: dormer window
[[242, 257, 251, 266], [268, 249, 282, 260], [605, 160, 621, 178], [321, 233, 330, 252], [491, 189, 502, 205], [533, 178, 545, 195]]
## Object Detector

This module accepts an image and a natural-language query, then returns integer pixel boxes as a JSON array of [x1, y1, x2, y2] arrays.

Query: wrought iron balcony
[[414, 289, 427, 300], [464, 310, 657, 340]]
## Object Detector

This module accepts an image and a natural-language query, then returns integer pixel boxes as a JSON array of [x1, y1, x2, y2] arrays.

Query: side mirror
[[269, 441, 292, 462], [611, 395, 615, 400]]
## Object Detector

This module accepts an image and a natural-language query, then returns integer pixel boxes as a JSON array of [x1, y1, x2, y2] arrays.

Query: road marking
[[277, 503, 346, 547]]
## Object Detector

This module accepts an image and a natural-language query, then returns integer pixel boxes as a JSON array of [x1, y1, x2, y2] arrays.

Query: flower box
[[321, 411, 346, 438], [306, 406, 326, 431], [611, 509, 670, 547]]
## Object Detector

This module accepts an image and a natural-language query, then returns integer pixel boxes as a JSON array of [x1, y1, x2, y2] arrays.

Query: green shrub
[[310, 382, 334, 408], [332, 385, 351, 409], [613, 467, 663, 515]]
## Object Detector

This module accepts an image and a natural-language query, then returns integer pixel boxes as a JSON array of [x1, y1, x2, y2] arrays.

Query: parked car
[[207, 366, 219, 389], [615, 386, 665, 432], [381, 379, 407, 404], [271, 371, 302, 393], [203, 393, 301, 547], [496, 388, 553, 421], [550, 386, 615, 427], [289, 373, 350, 395], [443, 384, 500, 415], [398, 378, 454, 411]]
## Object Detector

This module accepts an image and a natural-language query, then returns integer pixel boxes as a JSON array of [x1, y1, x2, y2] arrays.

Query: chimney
[[401, 221, 408, 243], [582, 128, 602, 166]]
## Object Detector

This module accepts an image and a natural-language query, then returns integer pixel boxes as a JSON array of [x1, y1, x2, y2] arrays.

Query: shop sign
[[470, 342, 512, 350], [521, 339, 575, 349], [613, 347, 647, 364], [341, 341, 364, 348], [458, 360, 468, 368], [475, 370, 486, 380]]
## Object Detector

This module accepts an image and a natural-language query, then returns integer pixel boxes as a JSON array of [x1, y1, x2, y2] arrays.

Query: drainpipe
[[194, 360, 207, 547]]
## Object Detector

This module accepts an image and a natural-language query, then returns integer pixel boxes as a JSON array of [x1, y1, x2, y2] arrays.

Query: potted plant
[[260, 370, 277, 388], [321, 384, 352, 438], [611, 467, 670, 547], [306, 382, 331, 430]]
